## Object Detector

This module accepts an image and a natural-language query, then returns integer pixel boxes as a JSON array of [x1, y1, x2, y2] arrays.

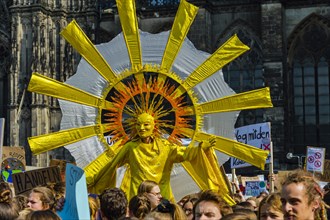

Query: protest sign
[[231, 122, 271, 168], [306, 146, 326, 174], [239, 175, 264, 187], [57, 163, 90, 220], [314, 160, 330, 182], [245, 181, 267, 197], [1, 146, 26, 182], [12, 166, 61, 194]]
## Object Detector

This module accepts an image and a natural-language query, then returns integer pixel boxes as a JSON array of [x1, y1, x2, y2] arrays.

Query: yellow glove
[[199, 136, 216, 150]]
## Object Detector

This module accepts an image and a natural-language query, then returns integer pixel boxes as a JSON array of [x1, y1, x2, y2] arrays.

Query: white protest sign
[[306, 146, 325, 174], [231, 122, 271, 169], [57, 163, 90, 219]]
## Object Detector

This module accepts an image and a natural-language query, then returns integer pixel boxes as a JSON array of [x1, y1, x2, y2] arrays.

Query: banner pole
[[232, 168, 236, 193], [269, 141, 274, 193], [0, 118, 5, 170]]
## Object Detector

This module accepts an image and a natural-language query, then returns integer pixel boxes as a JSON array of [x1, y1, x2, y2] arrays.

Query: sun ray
[[195, 132, 269, 169], [117, 0, 142, 71], [60, 20, 119, 84], [28, 124, 112, 154], [160, 0, 198, 71], [198, 87, 273, 114], [180, 34, 250, 92], [180, 128, 268, 169], [28, 73, 114, 109]]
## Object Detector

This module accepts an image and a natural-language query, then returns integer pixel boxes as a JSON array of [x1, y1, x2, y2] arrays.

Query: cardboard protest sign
[[306, 146, 326, 174], [57, 163, 89, 220], [231, 122, 271, 169], [1, 146, 26, 182], [239, 175, 264, 187], [12, 166, 61, 194]]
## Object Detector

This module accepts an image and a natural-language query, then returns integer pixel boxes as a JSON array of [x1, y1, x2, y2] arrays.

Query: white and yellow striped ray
[[181, 128, 269, 169], [161, 0, 198, 71], [28, 73, 113, 109], [60, 20, 118, 84], [117, 0, 142, 71], [198, 87, 273, 114], [181, 34, 250, 91], [28, 124, 112, 155], [196, 131, 269, 170]]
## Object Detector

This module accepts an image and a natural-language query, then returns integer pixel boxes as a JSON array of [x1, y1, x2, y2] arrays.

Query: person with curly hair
[[27, 186, 56, 211], [99, 187, 128, 220], [280, 169, 329, 220], [258, 193, 283, 220], [193, 190, 232, 220], [0, 181, 13, 203]]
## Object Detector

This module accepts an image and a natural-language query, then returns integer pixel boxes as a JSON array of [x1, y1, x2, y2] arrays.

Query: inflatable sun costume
[[27, 0, 272, 205]]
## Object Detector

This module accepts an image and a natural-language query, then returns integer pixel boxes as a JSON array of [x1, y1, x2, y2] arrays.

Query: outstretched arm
[[198, 136, 216, 150]]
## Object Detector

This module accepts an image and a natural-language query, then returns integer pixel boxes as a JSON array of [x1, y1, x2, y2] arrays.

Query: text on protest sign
[[12, 166, 61, 194], [231, 122, 271, 169], [57, 163, 90, 220]]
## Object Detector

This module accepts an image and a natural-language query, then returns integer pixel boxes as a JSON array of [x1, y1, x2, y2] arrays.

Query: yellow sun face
[[27, 0, 273, 205], [102, 67, 199, 145]]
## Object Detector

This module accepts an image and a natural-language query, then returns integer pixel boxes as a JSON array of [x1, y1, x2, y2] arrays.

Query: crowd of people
[[0, 169, 329, 220]]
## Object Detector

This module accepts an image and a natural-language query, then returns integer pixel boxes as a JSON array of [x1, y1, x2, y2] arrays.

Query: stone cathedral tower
[[4, 0, 99, 166]]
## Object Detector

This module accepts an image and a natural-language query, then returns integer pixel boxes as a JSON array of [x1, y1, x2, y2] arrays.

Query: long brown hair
[[138, 180, 158, 194]]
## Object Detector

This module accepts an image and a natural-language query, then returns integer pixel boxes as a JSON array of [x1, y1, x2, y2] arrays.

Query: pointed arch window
[[288, 16, 330, 153], [222, 28, 264, 127]]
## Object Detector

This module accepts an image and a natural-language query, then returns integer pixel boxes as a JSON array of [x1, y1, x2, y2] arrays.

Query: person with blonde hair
[[27, 186, 56, 211], [88, 195, 100, 220], [258, 193, 283, 220], [138, 180, 162, 209], [281, 169, 329, 220], [194, 190, 232, 219], [145, 199, 186, 220]]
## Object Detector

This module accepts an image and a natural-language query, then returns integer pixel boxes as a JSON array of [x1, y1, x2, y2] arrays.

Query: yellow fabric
[[28, 73, 114, 109], [195, 132, 269, 170], [182, 34, 250, 90], [199, 87, 273, 113], [161, 0, 198, 70], [117, 0, 142, 71], [60, 20, 118, 84], [182, 147, 236, 206], [85, 137, 211, 201], [84, 140, 123, 193], [29, 125, 109, 154]]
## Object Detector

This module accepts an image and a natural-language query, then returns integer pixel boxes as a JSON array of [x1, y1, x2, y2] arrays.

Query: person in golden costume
[[89, 111, 216, 201]]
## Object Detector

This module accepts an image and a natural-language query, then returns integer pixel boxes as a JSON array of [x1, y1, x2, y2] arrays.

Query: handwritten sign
[[57, 163, 90, 220], [306, 146, 326, 174], [12, 166, 61, 194], [231, 122, 271, 168]]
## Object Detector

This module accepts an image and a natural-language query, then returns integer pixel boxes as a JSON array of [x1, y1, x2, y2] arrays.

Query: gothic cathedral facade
[[0, 0, 329, 172]]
